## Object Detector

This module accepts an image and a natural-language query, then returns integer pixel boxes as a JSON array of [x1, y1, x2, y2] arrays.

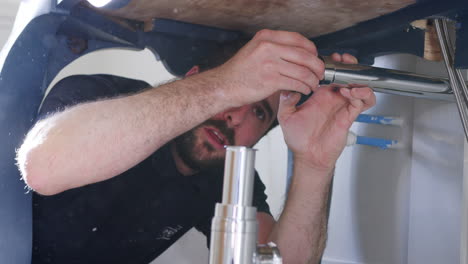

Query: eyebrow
[[260, 99, 274, 122]]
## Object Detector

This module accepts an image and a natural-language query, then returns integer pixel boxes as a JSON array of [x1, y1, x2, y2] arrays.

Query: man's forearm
[[268, 160, 333, 264], [17, 70, 233, 195]]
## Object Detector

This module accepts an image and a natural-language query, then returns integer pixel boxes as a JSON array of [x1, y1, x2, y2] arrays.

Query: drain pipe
[[209, 146, 282, 264]]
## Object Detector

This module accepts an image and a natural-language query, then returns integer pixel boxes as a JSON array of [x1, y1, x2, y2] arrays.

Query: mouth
[[204, 127, 229, 149]]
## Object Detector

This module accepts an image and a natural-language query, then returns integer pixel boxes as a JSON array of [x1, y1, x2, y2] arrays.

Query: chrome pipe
[[434, 19, 468, 142], [209, 146, 258, 264], [221, 146, 256, 206], [435, 19, 468, 264], [321, 57, 458, 101]]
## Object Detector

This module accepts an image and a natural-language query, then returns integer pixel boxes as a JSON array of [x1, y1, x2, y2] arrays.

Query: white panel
[[407, 99, 463, 264], [462, 70, 468, 264], [254, 126, 288, 219], [0, 29, 12, 50], [323, 92, 414, 264], [405, 56, 463, 264], [0, 0, 21, 50], [462, 139, 468, 264], [324, 53, 465, 264], [0, 2, 20, 19]]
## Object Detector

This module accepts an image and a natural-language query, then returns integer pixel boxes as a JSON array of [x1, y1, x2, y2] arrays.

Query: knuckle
[[319, 58, 325, 69], [255, 29, 272, 39], [254, 42, 277, 60], [309, 77, 319, 88], [296, 49, 309, 61], [314, 59, 325, 78], [309, 40, 318, 50], [290, 31, 303, 42], [260, 60, 277, 81], [256, 40, 274, 53], [297, 67, 311, 80], [262, 59, 276, 71], [291, 80, 308, 94], [314, 58, 325, 71]]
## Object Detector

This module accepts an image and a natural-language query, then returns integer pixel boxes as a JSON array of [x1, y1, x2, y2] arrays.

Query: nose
[[223, 106, 250, 127]]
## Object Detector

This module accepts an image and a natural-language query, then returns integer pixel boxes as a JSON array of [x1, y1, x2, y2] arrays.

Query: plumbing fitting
[[321, 56, 458, 101], [209, 146, 282, 264]]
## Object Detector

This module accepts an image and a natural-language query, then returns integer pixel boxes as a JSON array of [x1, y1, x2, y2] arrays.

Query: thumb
[[278, 91, 301, 122]]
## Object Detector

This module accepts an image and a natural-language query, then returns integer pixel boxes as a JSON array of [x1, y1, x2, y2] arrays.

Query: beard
[[173, 119, 235, 172]]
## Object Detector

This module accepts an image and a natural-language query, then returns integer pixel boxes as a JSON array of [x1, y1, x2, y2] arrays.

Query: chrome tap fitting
[[209, 146, 282, 264], [321, 57, 457, 101]]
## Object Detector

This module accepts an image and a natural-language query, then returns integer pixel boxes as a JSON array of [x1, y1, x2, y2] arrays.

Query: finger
[[350, 87, 376, 111], [340, 88, 364, 112], [277, 59, 320, 92], [311, 84, 348, 112], [342, 53, 359, 64], [273, 45, 325, 80], [254, 29, 318, 56], [339, 87, 376, 116], [278, 73, 313, 95], [278, 91, 302, 123], [331, 52, 342, 62]]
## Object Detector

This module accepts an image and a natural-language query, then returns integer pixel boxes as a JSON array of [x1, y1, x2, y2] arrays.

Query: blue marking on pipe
[[356, 136, 398, 150], [356, 114, 397, 125]]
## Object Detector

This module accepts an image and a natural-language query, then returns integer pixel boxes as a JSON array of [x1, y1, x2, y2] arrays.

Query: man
[[17, 29, 375, 264]]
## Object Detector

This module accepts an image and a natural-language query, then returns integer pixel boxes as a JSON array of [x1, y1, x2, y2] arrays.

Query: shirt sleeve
[[38, 74, 150, 120]]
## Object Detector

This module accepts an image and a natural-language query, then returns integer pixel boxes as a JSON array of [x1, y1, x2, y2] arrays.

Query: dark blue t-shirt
[[32, 74, 271, 264]]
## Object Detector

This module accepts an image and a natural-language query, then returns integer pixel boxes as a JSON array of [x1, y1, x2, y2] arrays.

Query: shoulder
[[50, 74, 150, 97], [38, 74, 150, 118]]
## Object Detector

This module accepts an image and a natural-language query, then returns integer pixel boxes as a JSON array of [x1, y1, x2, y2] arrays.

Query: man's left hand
[[277, 53, 376, 172]]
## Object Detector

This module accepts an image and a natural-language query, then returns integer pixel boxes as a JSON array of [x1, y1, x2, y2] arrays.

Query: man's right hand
[[214, 29, 325, 107]]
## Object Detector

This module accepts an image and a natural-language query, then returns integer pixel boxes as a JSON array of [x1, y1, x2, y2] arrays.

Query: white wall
[[0, 0, 21, 50], [323, 93, 415, 264], [406, 59, 465, 264]]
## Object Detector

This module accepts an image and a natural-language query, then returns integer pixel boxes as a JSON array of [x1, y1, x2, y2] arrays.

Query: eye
[[253, 106, 266, 121]]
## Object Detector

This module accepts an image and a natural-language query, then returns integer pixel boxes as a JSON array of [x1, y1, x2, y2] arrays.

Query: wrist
[[205, 66, 243, 108], [292, 159, 334, 186], [183, 68, 238, 110], [289, 159, 334, 197], [292, 153, 336, 175]]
